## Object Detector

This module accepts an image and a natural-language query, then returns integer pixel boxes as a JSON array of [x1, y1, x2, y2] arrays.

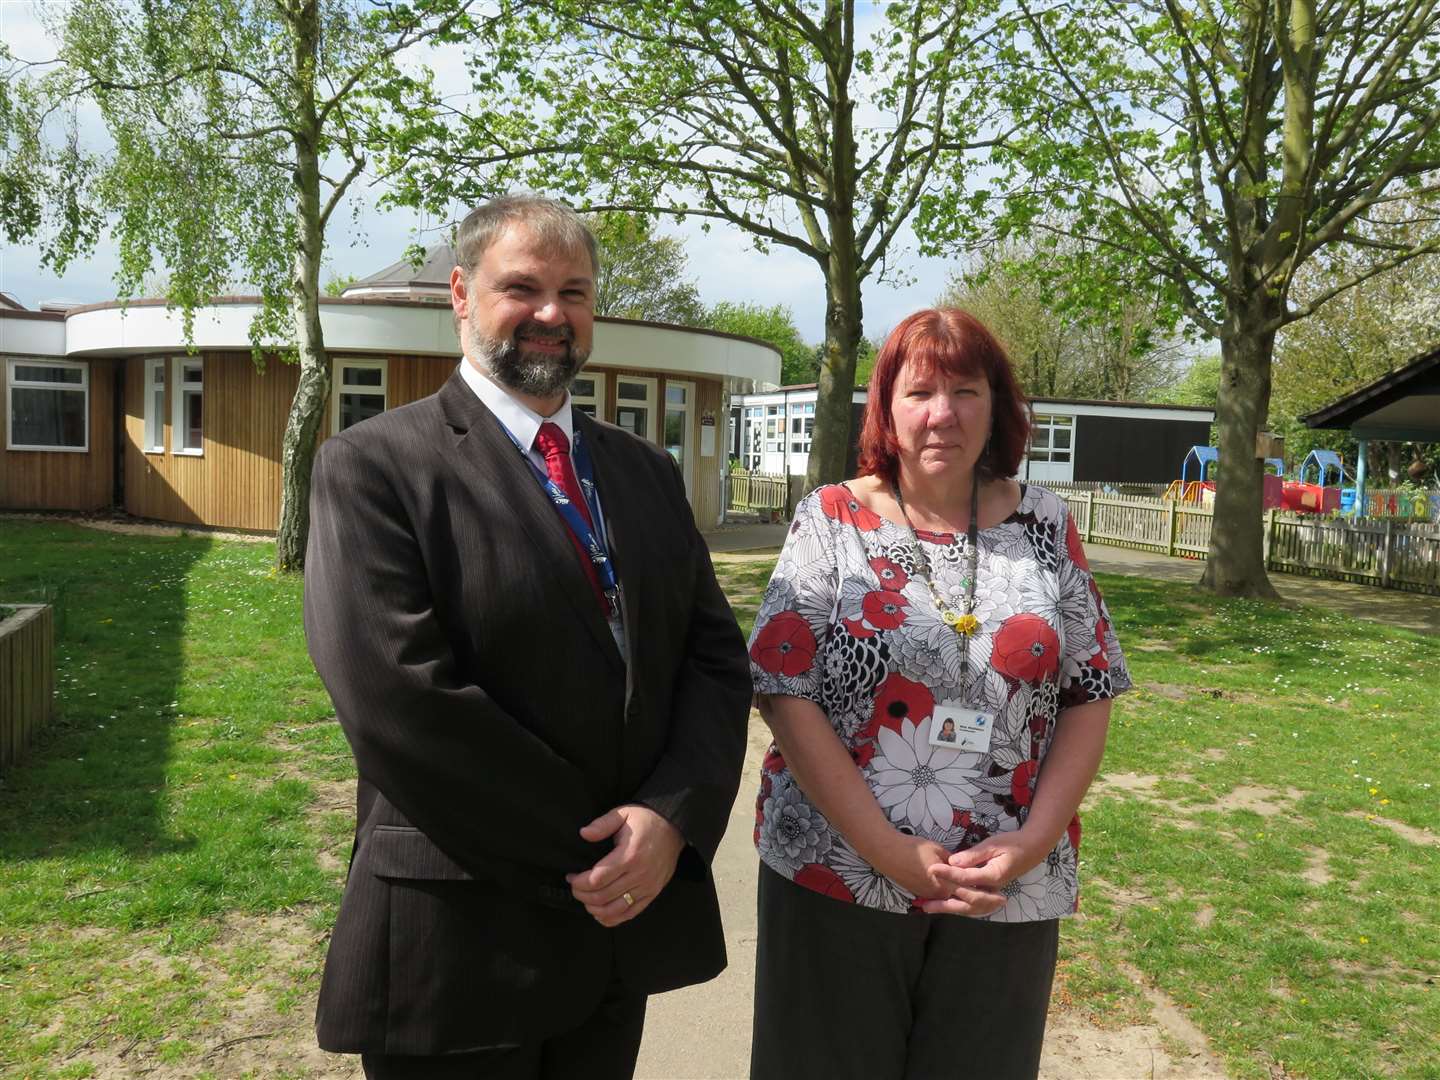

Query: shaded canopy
[[1302, 345, 1440, 443]]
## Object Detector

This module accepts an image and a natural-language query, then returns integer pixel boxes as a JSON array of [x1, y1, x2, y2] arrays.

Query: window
[[744, 406, 763, 469], [171, 357, 204, 454], [332, 359, 387, 433], [614, 376, 656, 441], [143, 357, 166, 452], [1029, 413, 1074, 463], [764, 405, 784, 454], [663, 380, 694, 492], [6, 359, 88, 452], [570, 372, 605, 419], [789, 401, 815, 454]]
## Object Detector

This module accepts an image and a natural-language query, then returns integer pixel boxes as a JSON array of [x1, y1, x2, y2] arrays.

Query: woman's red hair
[[857, 308, 1030, 483]]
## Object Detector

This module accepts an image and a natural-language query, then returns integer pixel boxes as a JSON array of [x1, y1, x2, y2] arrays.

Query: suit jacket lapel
[[439, 374, 623, 668]]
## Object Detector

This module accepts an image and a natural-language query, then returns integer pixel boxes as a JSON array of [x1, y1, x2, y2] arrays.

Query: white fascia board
[[62, 301, 780, 386], [733, 388, 866, 407], [592, 321, 779, 385], [0, 317, 66, 357], [1031, 400, 1215, 422]]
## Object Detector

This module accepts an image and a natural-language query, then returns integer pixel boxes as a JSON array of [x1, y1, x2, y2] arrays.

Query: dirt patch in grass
[[1147, 683, 1190, 700], [1302, 848, 1333, 885], [1209, 785, 1303, 817], [1091, 771, 1163, 798], [1344, 811, 1439, 848], [62, 908, 357, 1078], [1041, 965, 1228, 1079]]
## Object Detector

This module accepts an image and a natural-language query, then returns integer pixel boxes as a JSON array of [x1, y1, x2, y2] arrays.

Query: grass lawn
[[1, 522, 1436, 1078]]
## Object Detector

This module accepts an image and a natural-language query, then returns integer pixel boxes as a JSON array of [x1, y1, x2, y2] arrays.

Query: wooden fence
[[726, 470, 789, 515], [1, 604, 54, 774], [1060, 492, 1440, 596]]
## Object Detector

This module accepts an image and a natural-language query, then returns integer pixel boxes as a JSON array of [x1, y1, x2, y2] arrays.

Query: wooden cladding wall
[[124, 352, 300, 530], [116, 353, 724, 531], [0, 357, 116, 511], [0, 604, 54, 775]]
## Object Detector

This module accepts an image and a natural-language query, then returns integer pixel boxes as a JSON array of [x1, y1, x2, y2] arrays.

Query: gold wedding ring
[[622, 891, 635, 908]]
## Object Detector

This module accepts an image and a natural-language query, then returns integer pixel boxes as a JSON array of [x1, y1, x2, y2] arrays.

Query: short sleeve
[[1055, 502, 1132, 707], [747, 488, 840, 704]]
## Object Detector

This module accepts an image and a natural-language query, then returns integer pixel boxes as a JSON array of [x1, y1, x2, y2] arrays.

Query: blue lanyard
[[502, 420, 621, 616]]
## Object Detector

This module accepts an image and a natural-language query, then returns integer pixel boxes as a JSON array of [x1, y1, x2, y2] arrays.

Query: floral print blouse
[[748, 482, 1131, 921]]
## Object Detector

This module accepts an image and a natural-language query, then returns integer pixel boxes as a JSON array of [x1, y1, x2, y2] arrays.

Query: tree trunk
[[806, 263, 863, 489], [274, 1, 329, 573], [1199, 311, 1280, 598]]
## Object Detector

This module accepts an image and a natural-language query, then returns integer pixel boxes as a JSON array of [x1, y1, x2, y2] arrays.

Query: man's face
[[453, 222, 596, 399]]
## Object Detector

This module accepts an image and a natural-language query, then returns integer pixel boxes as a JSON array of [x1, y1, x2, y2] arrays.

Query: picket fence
[[1059, 491, 1440, 595], [727, 469, 788, 514]]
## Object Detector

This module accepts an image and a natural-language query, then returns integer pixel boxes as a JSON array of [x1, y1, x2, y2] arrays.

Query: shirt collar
[[458, 356, 574, 452]]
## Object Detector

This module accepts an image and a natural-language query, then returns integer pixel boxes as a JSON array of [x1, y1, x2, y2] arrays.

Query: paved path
[[702, 520, 1440, 635]]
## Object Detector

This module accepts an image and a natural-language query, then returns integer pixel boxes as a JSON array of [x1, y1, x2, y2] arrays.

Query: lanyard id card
[[929, 703, 994, 754]]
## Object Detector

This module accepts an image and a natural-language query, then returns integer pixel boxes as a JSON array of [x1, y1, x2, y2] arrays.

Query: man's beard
[[468, 320, 590, 399]]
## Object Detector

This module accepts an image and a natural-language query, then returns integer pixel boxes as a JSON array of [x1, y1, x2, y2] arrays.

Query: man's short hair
[[455, 194, 600, 278]]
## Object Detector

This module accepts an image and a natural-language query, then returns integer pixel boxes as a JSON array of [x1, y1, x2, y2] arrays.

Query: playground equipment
[[1164, 446, 1283, 509], [1282, 449, 1350, 514]]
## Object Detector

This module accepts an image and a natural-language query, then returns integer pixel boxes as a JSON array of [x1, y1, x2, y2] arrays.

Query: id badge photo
[[929, 702, 993, 754]]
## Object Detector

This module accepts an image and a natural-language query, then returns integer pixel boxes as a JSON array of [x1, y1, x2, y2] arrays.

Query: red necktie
[[534, 421, 606, 609]]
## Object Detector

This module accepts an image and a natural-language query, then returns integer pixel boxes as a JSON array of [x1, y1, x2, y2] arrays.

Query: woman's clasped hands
[[879, 831, 1049, 917]]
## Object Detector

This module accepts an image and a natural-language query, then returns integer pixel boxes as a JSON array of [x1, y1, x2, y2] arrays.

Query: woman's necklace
[[892, 478, 981, 639]]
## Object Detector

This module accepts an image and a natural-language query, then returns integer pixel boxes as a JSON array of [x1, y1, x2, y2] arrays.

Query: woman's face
[[890, 359, 992, 482]]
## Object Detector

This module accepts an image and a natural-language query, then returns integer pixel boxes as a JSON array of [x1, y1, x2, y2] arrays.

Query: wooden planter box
[[1, 604, 55, 774]]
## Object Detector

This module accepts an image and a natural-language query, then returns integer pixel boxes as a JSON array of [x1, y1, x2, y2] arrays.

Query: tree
[[1158, 354, 1223, 410], [2, 0, 477, 571], [586, 211, 706, 324], [972, 1, 1440, 596], [939, 235, 1184, 402], [1271, 219, 1440, 477], [391, 0, 1011, 491], [705, 302, 816, 386]]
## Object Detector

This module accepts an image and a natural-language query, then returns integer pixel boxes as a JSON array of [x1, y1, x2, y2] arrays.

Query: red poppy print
[[1010, 759, 1039, 809], [844, 616, 877, 640], [869, 556, 909, 592], [750, 611, 818, 676], [861, 589, 908, 631], [819, 484, 884, 531], [1067, 813, 1082, 852], [864, 673, 934, 737], [992, 613, 1061, 683], [1064, 515, 1090, 571], [794, 862, 856, 903]]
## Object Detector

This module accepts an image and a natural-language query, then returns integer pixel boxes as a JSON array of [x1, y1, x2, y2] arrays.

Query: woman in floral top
[[747, 309, 1130, 1080]]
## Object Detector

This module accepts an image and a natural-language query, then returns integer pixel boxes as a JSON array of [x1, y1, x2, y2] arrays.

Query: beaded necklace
[[892, 478, 981, 643]]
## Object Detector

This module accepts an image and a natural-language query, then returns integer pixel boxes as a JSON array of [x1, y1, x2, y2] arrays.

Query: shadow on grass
[[0, 521, 209, 862]]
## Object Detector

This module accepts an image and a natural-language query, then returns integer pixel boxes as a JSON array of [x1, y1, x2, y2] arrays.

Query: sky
[[0, 1, 963, 346]]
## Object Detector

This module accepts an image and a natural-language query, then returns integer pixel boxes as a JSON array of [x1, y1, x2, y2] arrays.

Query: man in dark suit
[[303, 194, 752, 1079]]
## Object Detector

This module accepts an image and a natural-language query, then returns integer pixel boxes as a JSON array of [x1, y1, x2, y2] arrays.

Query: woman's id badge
[[929, 704, 993, 753]]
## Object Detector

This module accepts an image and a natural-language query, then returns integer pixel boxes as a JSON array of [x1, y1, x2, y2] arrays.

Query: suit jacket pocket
[[369, 825, 475, 881]]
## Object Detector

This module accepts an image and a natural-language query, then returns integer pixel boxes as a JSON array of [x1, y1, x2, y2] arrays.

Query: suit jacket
[[303, 371, 752, 1056]]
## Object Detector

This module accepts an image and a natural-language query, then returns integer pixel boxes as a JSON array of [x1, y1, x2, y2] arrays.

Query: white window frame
[[788, 401, 815, 455], [570, 371, 606, 420], [1029, 413, 1075, 463], [744, 406, 763, 470], [143, 356, 166, 453], [331, 357, 389, 435], [6, 357, 89, 453], [663, 379, 696, 498], [171, 356, 204, 456], [614, 375, 657, 442], [764, 404, 784, 454]]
